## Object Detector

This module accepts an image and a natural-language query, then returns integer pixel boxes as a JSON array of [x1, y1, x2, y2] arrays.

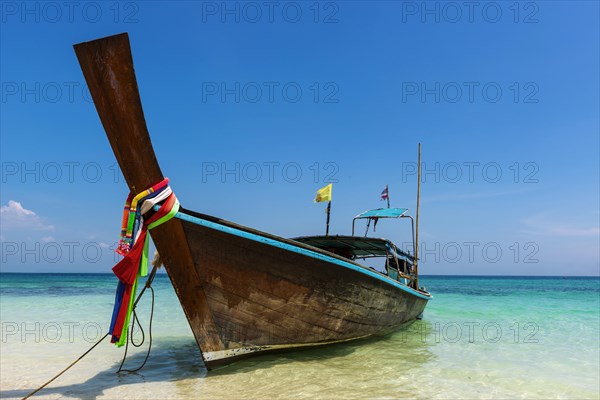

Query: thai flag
[[380, 185, 388, 201]]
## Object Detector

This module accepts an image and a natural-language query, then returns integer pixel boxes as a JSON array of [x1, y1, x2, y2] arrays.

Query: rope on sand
[[22, 332, 110, 400]]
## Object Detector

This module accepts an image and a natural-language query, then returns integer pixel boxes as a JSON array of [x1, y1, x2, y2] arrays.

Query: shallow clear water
[[1, 274, 598, 399]]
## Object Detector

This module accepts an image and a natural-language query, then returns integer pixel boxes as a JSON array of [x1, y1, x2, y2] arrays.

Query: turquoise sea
[[1, 274, 598, 399]]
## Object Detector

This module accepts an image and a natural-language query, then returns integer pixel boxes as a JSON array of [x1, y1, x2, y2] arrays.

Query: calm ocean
[[1, 274, 598, 399]]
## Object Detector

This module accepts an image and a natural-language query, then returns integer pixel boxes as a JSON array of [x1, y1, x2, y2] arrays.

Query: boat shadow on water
[[6, 321, 436, 399]]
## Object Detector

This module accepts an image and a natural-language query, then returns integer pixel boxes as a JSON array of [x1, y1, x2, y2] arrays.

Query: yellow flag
[[314, 183, 332, 203]]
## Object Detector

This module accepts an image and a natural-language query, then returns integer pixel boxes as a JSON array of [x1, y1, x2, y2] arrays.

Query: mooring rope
[[22, 265, 159, 400], [22, 332, 110, 400]]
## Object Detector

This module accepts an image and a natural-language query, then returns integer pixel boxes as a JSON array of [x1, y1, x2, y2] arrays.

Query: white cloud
[[521, 214, 599, 237], [41, 236, 55, 243], [0, 200, 55, 231], [548, 226, 600, 237]]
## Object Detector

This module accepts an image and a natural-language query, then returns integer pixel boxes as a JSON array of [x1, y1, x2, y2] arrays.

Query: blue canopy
[[354, 207, 408, 219]]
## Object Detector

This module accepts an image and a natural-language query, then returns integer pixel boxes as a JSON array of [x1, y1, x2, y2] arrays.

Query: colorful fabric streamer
[[108, 178, 179, 347]]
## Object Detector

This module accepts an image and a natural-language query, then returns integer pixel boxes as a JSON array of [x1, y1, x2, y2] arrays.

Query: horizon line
[[0, 272, 598, 278]]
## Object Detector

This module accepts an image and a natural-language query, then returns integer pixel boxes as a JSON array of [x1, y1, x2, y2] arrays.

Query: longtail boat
[[73, 33, 431, 369]]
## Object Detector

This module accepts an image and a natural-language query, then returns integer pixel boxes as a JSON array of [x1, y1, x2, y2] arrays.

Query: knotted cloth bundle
[[108, 178, 179, 346]]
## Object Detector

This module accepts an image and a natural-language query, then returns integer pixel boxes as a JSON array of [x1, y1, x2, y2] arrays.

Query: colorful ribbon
[[109, 178, 179, 347]]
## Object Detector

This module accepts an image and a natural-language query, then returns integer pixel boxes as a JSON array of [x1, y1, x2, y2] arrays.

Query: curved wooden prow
[[74, 33, 222, 352], [74, 33, 161, 192]]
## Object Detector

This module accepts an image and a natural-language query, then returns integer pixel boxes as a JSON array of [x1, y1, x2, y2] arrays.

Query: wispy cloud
[[0, 200, 55, 231], [520, 214, 600, 237], [547, 226, 600, 237]]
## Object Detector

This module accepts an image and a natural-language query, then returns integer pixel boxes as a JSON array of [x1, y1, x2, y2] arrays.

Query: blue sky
[[1, 1, 598, 275]]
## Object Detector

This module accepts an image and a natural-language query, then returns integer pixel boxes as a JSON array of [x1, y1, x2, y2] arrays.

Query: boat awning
[[354, 208, 408, 220], [292, 235, 414, 260]]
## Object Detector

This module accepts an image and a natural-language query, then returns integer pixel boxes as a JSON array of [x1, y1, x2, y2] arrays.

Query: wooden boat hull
[[177, 209, 429, 368], [73, 33, 430, 370]]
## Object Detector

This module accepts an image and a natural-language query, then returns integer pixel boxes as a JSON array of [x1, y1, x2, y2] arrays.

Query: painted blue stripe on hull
[[172, 210, 432, 301]]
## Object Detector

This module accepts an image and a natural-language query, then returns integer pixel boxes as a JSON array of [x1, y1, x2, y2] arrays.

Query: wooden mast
[[386, 184, 390, 208], [414, 143, 421, 289], [73, 33, 222, 351], [325, 201, 331, 236]]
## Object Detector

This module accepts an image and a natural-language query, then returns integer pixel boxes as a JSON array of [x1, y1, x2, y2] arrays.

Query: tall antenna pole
[[414, 143, 421, 290]]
